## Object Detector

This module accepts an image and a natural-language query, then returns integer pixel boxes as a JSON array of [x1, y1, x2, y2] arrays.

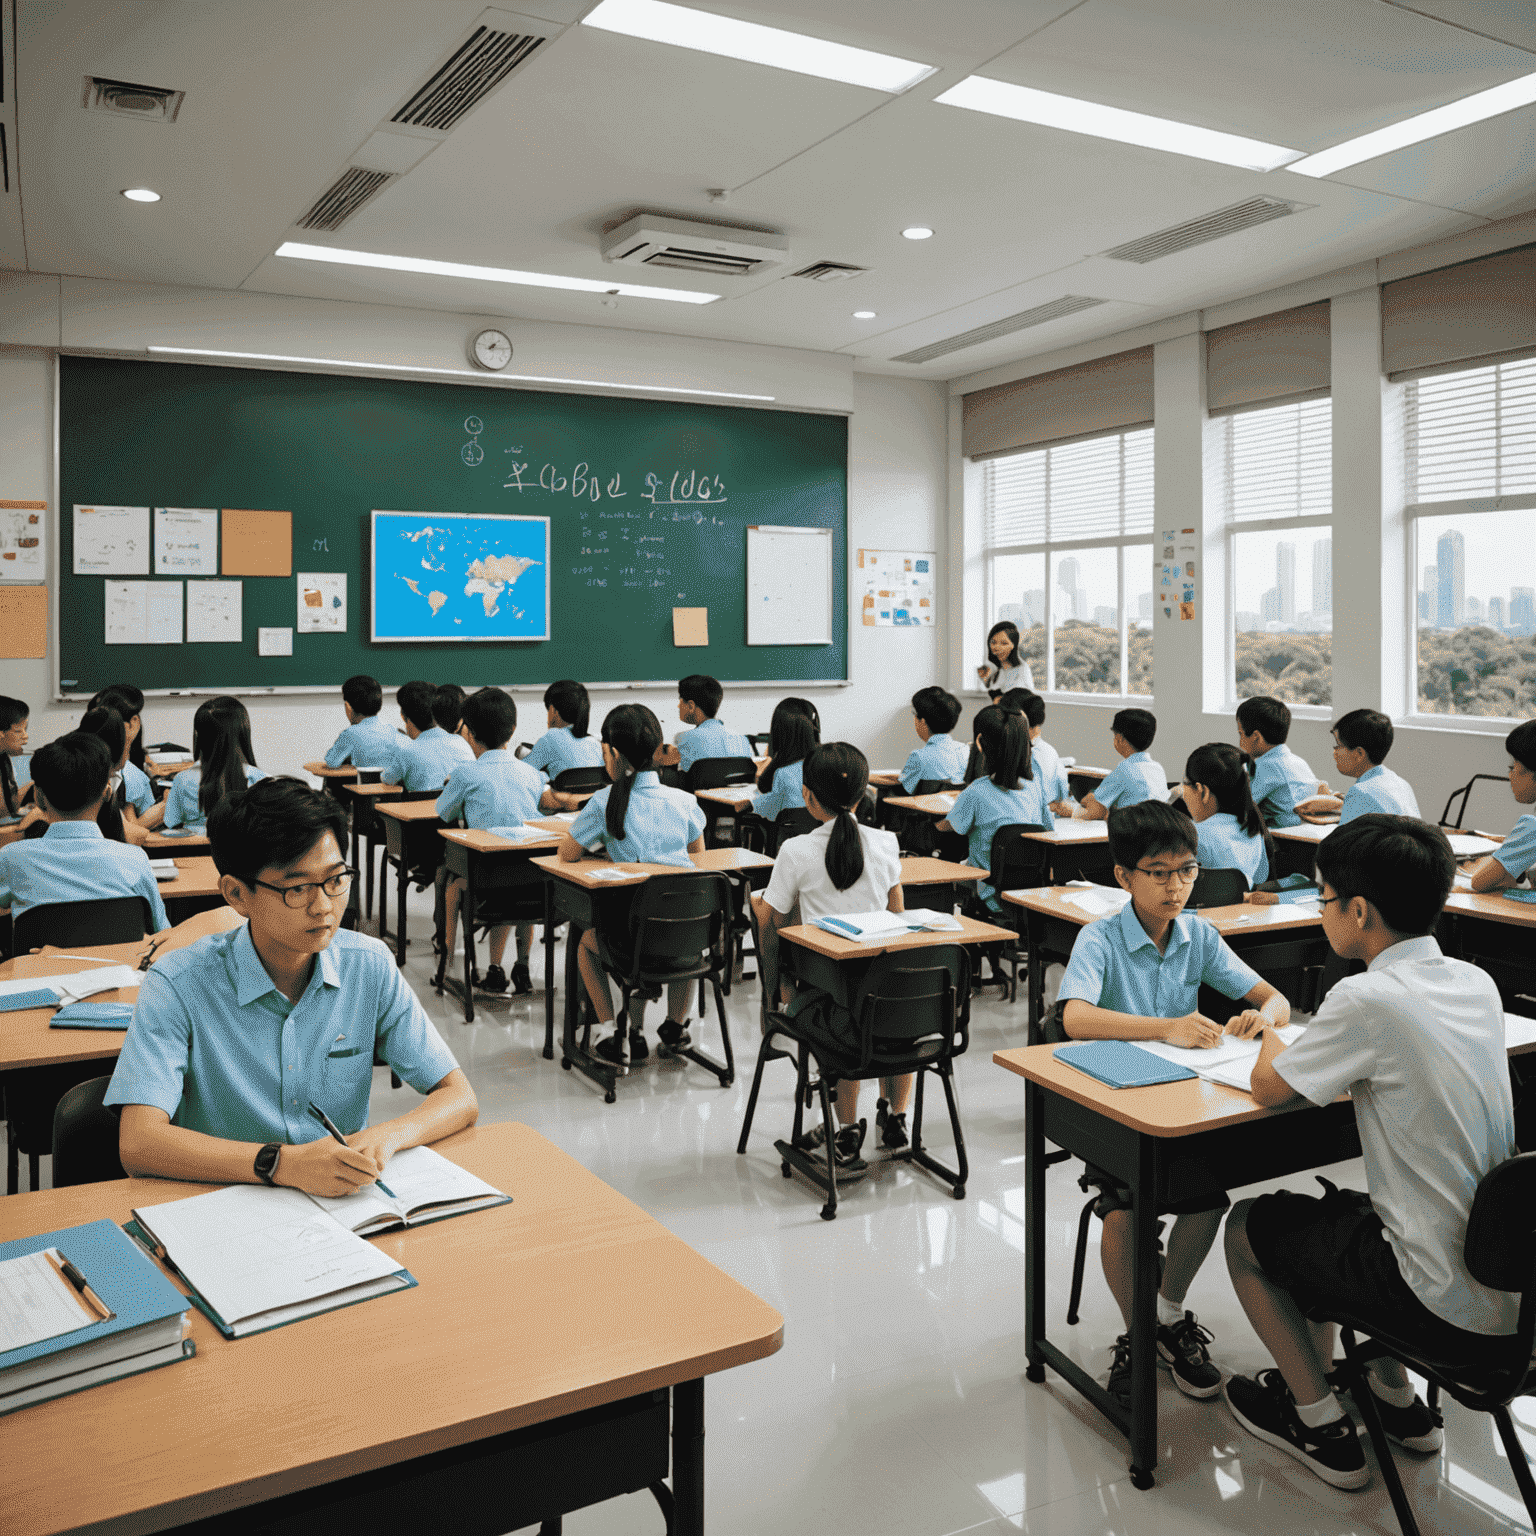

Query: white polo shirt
[[762, 819, 902, 922], [1275, 935, 1517, 1336]]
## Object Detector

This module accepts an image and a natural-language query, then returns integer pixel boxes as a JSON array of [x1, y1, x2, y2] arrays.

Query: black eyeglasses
[[251, 868, 357, 909], [1317, 894, 1341, 908], [1133, 862, 1199, 885]]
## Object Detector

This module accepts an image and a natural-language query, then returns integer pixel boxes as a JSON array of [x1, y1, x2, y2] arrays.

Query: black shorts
[[1245, 1181, 1515, 1375]]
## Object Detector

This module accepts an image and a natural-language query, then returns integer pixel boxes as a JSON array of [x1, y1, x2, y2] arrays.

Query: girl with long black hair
[[751, 697, 820, 823], [163, 696, 264, 831], [976, 619, 1034, 697], [531, 679, 605, 810], [0, 695, 33, 828], [1181, 742, 1273, 887]]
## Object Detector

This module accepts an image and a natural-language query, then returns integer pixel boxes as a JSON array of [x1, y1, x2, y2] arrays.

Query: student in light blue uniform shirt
[[0, 734, 168, 930], [940, 706, 1054, 909], [1078, 708, 1166, 820], [107, 777, 475, 1194], [1000, 688, 1074, 812], [164, 697, 266, 832], [899, 686, 968, 791], [1237, 696, 1322, 829], [561, 704, 708, 1067], [1181, 743, 1271, 889], [1298, 709, 1421, 824], [0, 695, 32, 829], [749, 698, 819, 826], [665, 674, 753, 774], [1472, 719, 1536, 891], [527, 681, 605, 810], [323, 674, 401, 771], [1057, 800, 1289, 1410], [383, 681, 472, 793]]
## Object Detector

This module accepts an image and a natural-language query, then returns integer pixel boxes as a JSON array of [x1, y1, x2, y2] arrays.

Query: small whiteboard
[[746, 526, 833, 646]]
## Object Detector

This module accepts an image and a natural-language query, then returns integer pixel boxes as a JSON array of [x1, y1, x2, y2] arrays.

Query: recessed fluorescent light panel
[[144, 347, 773, 400], [901, 226, 934, 240], [1288, 69, 1536, 177], [582, 0, 936, 94], [934, 76, 1301, 172], [274, 241, 719, 304], [121, 187, 161, 202], [852, 311, 877, 319]]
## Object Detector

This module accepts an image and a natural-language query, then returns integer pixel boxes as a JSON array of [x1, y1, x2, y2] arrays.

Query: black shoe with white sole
[[1225, 1370, 1369, 1490], [1358, 1387, 1444, 1453], [1157, 1311, 1222, 1398], [510, 961, 533, 995]]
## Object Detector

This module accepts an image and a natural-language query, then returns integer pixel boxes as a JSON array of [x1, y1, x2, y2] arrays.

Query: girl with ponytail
[[1181, 741, 1273, 887], [751, 697, 820, 823], [532, 679, 604, 810], [752, 742, 908, 1166], [163, 696, 264, 831], [558, 703, 707, 1066]]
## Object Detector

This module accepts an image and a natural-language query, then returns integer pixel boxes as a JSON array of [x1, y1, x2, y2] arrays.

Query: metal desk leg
[[673, 1377, 705, 1536], [1027, 909, 1046, 1043], [543, 877, 556, 1060], [396, 845, 409, 967], [1128, 1132, 1159, 1489], [461, 855, 476, 1024], [1024, 1079, 1047, 1384]]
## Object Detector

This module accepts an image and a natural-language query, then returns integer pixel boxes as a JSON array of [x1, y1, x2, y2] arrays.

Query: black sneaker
[[593, 1029, 648, 1066], [658, 1020, 691, 1051], [1107, 1332, 1134, 1411], [881, 1111, 909, 1151], [1226, 1370, 1369, 1490], [510, 961, 533, 995], [1357, 1385, 1444, 1453], [1157, 1311, 1222, 1399], [479, 964, 508, 994], [833, 1119, 868, 1175]]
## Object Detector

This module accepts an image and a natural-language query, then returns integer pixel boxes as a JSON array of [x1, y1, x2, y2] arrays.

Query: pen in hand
[[307, 1102, 396, 1198]]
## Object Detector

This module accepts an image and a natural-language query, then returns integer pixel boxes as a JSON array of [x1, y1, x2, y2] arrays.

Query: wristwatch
[[254, 1142, 282, 1187]]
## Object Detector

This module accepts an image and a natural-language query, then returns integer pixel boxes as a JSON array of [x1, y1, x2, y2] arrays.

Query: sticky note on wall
[[673, 607, 708, 647], [0, 585, 46, 657], [222, 508, 292, 576]]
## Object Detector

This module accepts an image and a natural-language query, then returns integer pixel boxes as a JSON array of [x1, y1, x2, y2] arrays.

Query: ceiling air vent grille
[[1103, 196, 1305, 264], [641, 246, 761, 276], [391, 25, 545, 133], [296, 167, 397, 232], [892, 296, 1106, 366], [790, 261, 867, 283], [81, 76, 185, 123]]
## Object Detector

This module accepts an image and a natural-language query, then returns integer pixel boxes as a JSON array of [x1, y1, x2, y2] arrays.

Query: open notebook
[[306, 1145, 510, 1236]]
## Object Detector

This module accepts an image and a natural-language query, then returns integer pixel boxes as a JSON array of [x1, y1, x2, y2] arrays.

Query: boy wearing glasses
[[108, 777, 476, 1197], [1056, 801, 1290, 1409]]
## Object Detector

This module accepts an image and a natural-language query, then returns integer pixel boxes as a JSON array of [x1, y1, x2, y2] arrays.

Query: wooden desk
[[0, 1121, 782, 1536], [898, 855, 988, 912], [142, 828, 211, 855], [1020, 820, 1112, 883], [778, 910, 1013, 962], [144, 757, 194, 780], [373, 799, 443, 965], [1064, 763, 1110, 800], [154, 855, 226, 925], [336, 780, 404, 920], [696, 785, 755, 810], [883, 791, 958, 818], [1443, 888, 1536, 1012], [1271, 820, 1333, 878]]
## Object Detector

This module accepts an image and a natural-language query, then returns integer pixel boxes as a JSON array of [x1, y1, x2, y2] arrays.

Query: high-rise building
[[1022, 589, 1045, 629], [1276, 542, 1296, 625], [1056, 557, 1081, 621], [1312, 537, 1332, 616], [1489, 595, 1506, 630], [1260, 587, 1281, 625], [1137, 591, 1153, 620], [1436, 529, 1465, 628], [1465, 596, 1485, 624], [1093, 605, 1117, 628], [1512, 587, 1536, 635], [1236, 609, 1260, 632]]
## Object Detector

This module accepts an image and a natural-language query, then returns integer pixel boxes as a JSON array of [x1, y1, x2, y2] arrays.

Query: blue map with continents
[[371, 511, 549, 642]]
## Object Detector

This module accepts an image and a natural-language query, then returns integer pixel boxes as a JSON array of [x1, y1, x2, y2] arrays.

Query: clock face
[[472, 329, 512, 370]]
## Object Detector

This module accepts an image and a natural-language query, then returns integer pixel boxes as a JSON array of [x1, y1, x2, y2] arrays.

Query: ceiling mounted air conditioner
[[600, 214, 788, 277]]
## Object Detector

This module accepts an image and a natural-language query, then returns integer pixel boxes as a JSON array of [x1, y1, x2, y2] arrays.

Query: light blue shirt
[[1094, 750, 1167, 810], [1059, 902, 1262, 1018], [105, 925, 459, 1143], [524, 725, 604, 784], [0, 820, 168, 930], [1195, 811, 1269, 887], [945, 776, 1055, 908], [120, 760, 156, 817], [1030, 735, 1070, 805], [164, 764, 266, 830], [1495, 813, 1536, 880], [751, 760, 806, 823], [569, 771, 706, 867], [383, 726, 474, 792], [677, 717, 754, 773], [323, 715, 402, 771], [1250, 743, 1319, 829], [435, 748, 543, 829], [899, 733, 969, 792], [1341, 764, 1421, 823]]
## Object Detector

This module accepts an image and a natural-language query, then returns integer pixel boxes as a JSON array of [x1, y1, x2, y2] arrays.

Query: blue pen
[[307, 1101, 396, 1198]]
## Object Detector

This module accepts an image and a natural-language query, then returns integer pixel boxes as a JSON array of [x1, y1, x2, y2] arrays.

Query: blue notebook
[[0, 988, 61, 1014], [1054, 1041, 1197, 1089], [1502, 888, 1536, 905], [49, 1001, 136, 1030]]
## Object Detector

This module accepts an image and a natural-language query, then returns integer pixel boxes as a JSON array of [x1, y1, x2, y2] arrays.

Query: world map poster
[[371, 510, 550, 643]]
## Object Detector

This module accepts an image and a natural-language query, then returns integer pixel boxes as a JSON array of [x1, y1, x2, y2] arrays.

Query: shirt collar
[[631, 770, 660, 790], [231, 923, 341, 1007], [418, 727, 444, 741], [1357, 764, 1385, 783], [1124, 750, 1149, 764], [928, 733, 951, 746], [1115, 900, 1190, 955], [1368, 934, 1442, 972], [43, 820, 104, 840], [478, 748, 513, 764]]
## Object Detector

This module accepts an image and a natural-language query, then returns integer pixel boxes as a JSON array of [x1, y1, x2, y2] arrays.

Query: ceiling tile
[[1385, 0, 1536, 52]]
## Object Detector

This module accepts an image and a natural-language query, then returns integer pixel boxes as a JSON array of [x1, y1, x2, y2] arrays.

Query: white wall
[[0, 277, 946, 776]]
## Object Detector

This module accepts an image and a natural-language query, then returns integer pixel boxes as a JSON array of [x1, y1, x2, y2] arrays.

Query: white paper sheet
[[1140, 1023, 1306, 1092], [297, 572, 347, 633], [1063, 887, 1132, 916], [0, 501, 45, 581], [154, 508, 218, 576], [0, 1250, 100, 1352], [186, 580, 242, 643], [1447, 834, 1500, 858], [258, 627, 293, 657], [74, 505, 150, 575], [0, 967, 140, 1004], [103, 581, 182, 646]]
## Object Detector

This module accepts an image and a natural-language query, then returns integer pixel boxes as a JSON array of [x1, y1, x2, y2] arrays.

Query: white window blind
[[1225, 396, 1331, 523], [1405, 355, 1536, 504], [983, 428, 1153, 548]]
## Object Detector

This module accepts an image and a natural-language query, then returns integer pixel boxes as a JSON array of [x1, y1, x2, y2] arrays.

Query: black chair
[[51, 1076, 123, 1186], [742, 806, 818, 856], [963, 824, 1048, 1003], [1441, 773, 1511, 831], [738, 947, 971, 1220], [1187, 867, 1249, 910], [513, 742, 534, 760], [441, 853, 555, 1022], [685, 758, 757, 848], [895, 779, 954, 856], [551, 765, 609, 798], [582, 872, 735, 1099], [13, 896, 150, 953], [1317, 1153, 1536, 1536], [745, 731, 772, 756]]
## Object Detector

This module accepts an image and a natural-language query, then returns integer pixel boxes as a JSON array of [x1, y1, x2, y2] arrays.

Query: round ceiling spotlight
[[901, 226, 933, 240], [121, 188, 162, 203], [853, 311, 877, 319]]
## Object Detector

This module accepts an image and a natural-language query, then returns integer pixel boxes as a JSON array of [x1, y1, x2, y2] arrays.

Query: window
[[1223, 396, 1332, 707], [1406, 355, 1536, 719], [982, 427, 1153, 696]]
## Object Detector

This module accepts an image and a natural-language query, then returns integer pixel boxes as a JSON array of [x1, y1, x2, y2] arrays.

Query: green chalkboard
[[57, 355, 847, 695]]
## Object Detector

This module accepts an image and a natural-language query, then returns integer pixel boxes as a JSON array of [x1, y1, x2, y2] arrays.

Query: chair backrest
[[770, 807, 819, 853], [13, 896, 149, 953], [1465, 1152, 1536, 1292], [51, 1076, 123, 1187], [513, 742, 534, 760], [854, 947, 969, 1057], [686, 757, 757, 792], [985, 823, 1048, 895], [912, 778, 948, 797], [628, 872, 730, 967], [553, 765, 610, 794], [1439, 774, 1510, 831], [1188, 867, 1249, 909], [745, 731, 771, 755]]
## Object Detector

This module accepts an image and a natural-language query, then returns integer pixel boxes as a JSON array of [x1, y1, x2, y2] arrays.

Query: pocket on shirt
[[322, 1046, 376, 1121]]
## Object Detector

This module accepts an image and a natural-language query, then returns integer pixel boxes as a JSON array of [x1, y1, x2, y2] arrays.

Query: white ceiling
[[9, 0, 1536, 380]]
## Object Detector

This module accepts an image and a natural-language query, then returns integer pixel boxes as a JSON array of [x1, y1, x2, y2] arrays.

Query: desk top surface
[[883, 792, 958, 815], [1273, 821, 1336, 843], [898, 857, 988, 886], [1020, 821, 1109, 844], [0, 1121, 783, 1536], [531, 848, 773, 889], [344, 781, 404, 799], [1003, 886, 1325, 937], [155, 856, 222, 899], [695, 785, 756, 807], [142, 829, 211, 854], [867, 770, 904, 788], [1444, 888, 1536, 930], [374, 799, 443, 823], [782, 911, 1014, 960], [144, 758, 194, 778], [441, 825, 566, 854]]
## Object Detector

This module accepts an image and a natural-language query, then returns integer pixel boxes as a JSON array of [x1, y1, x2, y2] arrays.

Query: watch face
[[473, 330, 512, 370]]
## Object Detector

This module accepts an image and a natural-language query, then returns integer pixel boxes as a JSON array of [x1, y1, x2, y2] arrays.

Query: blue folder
[[0, 988, 60, 1014], [1054, 1041, 1197, 1089], [1502, 888, 1536, 905], [49, 1001, 136, 1030]]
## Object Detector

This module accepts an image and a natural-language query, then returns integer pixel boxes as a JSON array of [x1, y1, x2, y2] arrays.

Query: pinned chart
[[74, 506, 150, 576], [857, 548, 936, 628], [186, 580, 242, 644], [297, 572, 347, 634], [0, 499, 46, 581], [104, 581, 183, 646], [154, 508, 218, 576]]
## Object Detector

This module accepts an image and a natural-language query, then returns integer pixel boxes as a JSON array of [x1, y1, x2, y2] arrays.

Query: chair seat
[[1326, 1308, 1520, 1392], [786, 1014, 949, 1075]]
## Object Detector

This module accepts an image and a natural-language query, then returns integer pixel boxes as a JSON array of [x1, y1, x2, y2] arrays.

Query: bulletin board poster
[[858, 548, 935, 628], [1159, 526, 1198, 620]]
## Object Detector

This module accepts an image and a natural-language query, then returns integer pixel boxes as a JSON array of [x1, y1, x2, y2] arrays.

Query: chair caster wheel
[[561, 1058, 571, 1070], [1130, 1468, 1154, 1491], [1026, 1363, 1046, 1384], [819, 1204, 836, 1221], [604, 1090, 616, 1104], [951, 1185, 966, 1200], [781, 1162, 793, 1177], [719, 1074, 733, 1088]]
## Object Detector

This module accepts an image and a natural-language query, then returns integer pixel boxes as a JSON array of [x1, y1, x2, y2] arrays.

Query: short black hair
[[1334, 707, 1394, 765], [1108, 799, 1196, 868], [1006, 689, 1046, 730], [679, 674, 724, 718], [1508, 719, 1536, 774], [1112, 707, 1157, 753], [911, 686, 961, 735], [461, 687, 516, 749], [1237, 695, 1291, 746], [31, 733, 112, 814], [342, 674, 383, 717], [1315, 813, 1453, 937], [432, 684, 466, 733], [396, 680, 436, 733], [208, 776, 349, 885]]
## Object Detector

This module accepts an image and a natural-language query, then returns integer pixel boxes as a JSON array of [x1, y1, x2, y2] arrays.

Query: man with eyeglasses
[[108, 777, 477, 1197]]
